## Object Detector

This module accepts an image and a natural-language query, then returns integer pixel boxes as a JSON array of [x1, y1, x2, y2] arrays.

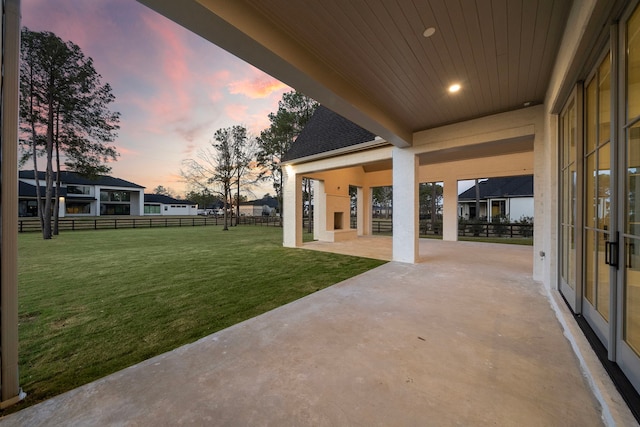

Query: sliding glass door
[[618, 3, 640, 390]]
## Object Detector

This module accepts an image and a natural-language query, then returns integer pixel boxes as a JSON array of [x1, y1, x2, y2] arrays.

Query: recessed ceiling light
[[423, 27, 436, 38], [448, 83, 461, 93]]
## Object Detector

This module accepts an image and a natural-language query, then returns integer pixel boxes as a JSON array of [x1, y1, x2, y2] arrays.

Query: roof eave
[[283, 138, 389, 166]]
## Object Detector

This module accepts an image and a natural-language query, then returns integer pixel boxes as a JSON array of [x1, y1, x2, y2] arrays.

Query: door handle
[[605, 233, 619, 268]]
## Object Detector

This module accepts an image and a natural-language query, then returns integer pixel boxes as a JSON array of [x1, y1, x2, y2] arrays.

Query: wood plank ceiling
[[245, 0, 571, 132]]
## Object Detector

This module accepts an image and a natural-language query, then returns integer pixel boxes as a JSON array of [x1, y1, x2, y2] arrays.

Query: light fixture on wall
[[423, 27, 436, 38]]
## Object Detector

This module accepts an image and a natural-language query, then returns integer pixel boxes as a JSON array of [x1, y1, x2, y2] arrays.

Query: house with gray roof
[[144, 194, 198, 216], [19, 170, 145, 217], [238, 196, 279, 217], [458, 175, 534, 222]]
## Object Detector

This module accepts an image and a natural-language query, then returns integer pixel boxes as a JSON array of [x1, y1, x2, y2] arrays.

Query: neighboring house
[[238, 196, 279, 216], [18, 180, 67, 218], [458, 176, 534, 222], [19, 170, 145, 217], [143, 194, 198, 216]]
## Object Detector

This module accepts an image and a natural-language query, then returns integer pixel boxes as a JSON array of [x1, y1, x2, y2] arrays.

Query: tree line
[[18, 28, 317, 239]]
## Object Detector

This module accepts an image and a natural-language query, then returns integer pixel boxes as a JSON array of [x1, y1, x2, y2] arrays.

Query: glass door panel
[[624, 122, 640, 360], [618, 4, 640, 393], [625, 236, 640, 355], [582, 51, 612, 345], [560, 98, 578, 306], [597, 230, 610, 321], [585, 230, 595, 303], [598, 144, 612, 231]]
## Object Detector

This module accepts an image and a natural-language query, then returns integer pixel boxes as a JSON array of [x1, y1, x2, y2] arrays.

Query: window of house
[[66, 202, 91, 214]]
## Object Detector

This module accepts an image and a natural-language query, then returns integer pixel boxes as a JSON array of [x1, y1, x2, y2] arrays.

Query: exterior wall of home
[[538, 0, 601, 289], [95, 186, 144, 216], [239, 205, 260, 216], [508, 198, 534, 222], [458, 197, 534, 222], [159, 203, 198, 216]]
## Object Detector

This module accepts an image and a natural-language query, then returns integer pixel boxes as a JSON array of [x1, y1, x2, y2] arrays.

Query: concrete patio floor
[[1, 238, 636, 426]]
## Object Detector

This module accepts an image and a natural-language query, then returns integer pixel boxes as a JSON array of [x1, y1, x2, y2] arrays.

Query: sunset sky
[[21, 0, 290, 197]]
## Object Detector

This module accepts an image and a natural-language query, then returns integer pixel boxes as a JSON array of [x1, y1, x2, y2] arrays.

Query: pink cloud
[[225, 104, 249, 122], [140, 12, 193, 117], [116, 146, 140, 157], [228, 75, 288, 99]]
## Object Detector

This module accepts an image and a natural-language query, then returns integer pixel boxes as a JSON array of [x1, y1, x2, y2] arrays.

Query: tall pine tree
[[256, 91, 317, 224], [19, 28, 120, 239]]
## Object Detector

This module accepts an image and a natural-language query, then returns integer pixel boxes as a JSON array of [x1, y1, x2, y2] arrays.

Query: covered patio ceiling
[[137, 0, 573, 148]]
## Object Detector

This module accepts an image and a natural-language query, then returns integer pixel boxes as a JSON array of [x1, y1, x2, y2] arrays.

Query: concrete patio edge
[[546, 288, 638, 427]]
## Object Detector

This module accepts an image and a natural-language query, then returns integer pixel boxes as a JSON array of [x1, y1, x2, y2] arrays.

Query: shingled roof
[[144, 194, 196, 205], [458, 175, 534, 200], [19, 181, 67, 198], [19, 170, 145, 189], [283, 105, 378, 162]]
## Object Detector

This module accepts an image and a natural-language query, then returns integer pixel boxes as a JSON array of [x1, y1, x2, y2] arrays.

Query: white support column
[[1, 0, 25, 409], [534, 114, 553, 285], [283, 166, 303, 248], [366, 187, 373, 235], [356, 187, 364, 235], [392, 148, 418, 263], [312, 180, 326, 241], [58, 197, 66, 218], [442, 178, 459, 241]]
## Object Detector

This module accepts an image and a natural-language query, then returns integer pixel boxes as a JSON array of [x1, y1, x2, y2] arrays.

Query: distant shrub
[[517, 216, 534, 238], [491, 215, 509, 237]]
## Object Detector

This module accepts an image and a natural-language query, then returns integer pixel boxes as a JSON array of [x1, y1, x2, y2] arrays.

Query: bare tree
[[181, 125, 256, 230]]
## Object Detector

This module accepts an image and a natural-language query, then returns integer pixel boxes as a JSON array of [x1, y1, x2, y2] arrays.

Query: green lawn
[[12, 226, 385, 412]]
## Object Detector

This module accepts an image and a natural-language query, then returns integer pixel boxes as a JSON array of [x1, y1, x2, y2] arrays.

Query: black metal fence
[[457, 221, 533, 238], [18, 216, 532, 238], [350, 217, 533, 238], [18, 215, 283, 233]]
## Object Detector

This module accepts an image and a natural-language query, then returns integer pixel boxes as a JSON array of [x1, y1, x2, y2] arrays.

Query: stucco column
[[1, 0, 25, 409], [283, 166, 303, 247], [364, 187, 373, 235], [392, 147, 418, 263], [534, 114, 553, 285], [442, 178, 459, 241], [356, 187, 364, 235], [312, 180, 326, 241]]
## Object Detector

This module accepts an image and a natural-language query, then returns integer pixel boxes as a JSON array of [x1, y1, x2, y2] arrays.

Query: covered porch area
[[1, 239, 634, 426]]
